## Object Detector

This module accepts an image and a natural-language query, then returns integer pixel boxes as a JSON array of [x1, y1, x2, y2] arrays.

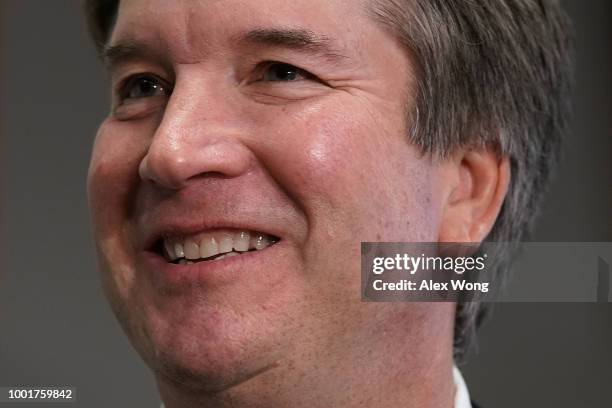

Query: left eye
[[122, 76, 169, 100], [262, 63, 312, 82]]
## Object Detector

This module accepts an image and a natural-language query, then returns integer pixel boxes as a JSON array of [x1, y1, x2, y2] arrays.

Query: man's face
[[88, 0, 450, 389]]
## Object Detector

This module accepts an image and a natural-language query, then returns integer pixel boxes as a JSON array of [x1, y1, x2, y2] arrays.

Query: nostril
[[139, 138, 253, 189], [199, 171, 230, 179], [138, 154, 187, 190]]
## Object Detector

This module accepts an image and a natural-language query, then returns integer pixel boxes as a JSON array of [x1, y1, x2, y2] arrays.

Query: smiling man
[[85, 1, 572, 407]]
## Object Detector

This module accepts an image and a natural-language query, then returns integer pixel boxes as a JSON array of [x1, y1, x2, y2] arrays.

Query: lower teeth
[[176, 251, 241, 264]]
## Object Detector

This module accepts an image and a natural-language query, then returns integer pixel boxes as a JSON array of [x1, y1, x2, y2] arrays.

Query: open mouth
[[153, 229, 280, 265]]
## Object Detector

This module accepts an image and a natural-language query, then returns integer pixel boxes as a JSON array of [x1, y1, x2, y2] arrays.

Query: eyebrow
[[102, 41, 159, 69], [102, 27, 350, 69], [236, 28, 349, 63]]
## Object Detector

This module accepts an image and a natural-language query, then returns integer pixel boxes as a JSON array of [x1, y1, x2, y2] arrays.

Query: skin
[[88, 0, 509, 407]]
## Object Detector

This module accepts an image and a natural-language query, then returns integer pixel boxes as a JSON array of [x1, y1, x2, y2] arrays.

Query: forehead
[[111, 0, 375, 59]]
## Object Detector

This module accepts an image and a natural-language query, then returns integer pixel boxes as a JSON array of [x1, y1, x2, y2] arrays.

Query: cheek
[[88, 120, 151, 224], [252, 103, 372, 207], [250, 100, 438, 242], [87, 120, 153, 294]]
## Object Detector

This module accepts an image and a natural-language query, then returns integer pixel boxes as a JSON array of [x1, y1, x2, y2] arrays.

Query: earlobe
[[438, 149, 511, 243]]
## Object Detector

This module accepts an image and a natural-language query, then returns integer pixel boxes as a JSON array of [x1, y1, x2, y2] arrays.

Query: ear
[[437, 148, 510, 243]]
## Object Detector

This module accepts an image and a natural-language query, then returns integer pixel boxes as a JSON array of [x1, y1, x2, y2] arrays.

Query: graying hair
[[369, 0, 573, 359], [84, 0, 573, 359]]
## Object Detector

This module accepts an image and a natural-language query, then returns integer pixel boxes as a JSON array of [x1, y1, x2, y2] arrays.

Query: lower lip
[[138, 241, 285, 290]]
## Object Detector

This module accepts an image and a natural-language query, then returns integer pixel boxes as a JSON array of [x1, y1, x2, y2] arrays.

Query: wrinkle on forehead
[[111, 0, 369, 64], [112, 0, 211, 63]]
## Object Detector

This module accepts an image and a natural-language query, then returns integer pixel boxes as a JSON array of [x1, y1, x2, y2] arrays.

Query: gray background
[[1, 1, 610, 407]]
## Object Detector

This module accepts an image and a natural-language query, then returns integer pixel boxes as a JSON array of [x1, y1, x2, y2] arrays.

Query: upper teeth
[[162, 230, 276, 262]]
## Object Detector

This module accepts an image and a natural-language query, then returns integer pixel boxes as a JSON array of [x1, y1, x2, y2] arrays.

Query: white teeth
[[200, 236, 218, 259], [174, 242, 185, 258], [252, 234, 270, 250], [218, 233, 233, 254], [234, 231, 250, 252], [163, 230, 276, 263], [184, 239, 200, 260], [178, 259, 194, 265]]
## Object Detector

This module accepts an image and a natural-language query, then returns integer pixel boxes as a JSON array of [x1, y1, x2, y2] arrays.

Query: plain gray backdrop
[[1, 1, 610, 407]]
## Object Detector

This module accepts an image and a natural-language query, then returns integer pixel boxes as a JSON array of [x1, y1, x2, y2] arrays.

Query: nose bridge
[[139, 75, 252, 189]]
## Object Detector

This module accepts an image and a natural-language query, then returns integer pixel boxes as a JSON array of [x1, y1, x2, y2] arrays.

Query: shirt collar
[[453, 365, 473, 408]]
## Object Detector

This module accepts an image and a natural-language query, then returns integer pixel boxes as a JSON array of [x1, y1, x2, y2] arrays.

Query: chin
[[146, 315, 282, 392], [97, 239, 305, 391], [108, 286, 291, 393]]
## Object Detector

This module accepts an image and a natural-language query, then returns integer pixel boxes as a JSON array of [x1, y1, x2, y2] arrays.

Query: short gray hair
[[369, 0, 573, 359], [84, 0, 573, 359]]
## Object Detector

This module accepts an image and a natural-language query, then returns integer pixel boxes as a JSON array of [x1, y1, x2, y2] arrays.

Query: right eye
[[120, 75, 170, 100]]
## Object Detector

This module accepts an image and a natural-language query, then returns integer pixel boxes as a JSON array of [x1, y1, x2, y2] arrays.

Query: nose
[[139, 81, 253, 189]]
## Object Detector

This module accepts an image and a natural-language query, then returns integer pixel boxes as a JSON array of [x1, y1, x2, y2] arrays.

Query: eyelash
[[115, 61, 322, 102], [117, 73, 171, 101], [255, 61, 318, 82]]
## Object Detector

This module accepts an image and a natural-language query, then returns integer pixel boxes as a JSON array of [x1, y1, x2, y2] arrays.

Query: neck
[[157, 304, 456, 408]]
